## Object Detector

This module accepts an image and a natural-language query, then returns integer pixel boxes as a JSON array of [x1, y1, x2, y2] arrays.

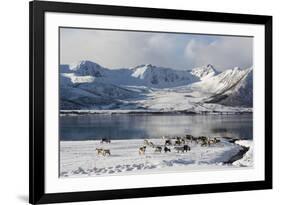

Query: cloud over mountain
[[60, 28, 252, 71]]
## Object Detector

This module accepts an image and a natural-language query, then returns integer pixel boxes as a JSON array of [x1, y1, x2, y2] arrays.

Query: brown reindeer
[[139, 146, 146, 155], [96, 148, 104, 156], [102, 149, 111, 156]]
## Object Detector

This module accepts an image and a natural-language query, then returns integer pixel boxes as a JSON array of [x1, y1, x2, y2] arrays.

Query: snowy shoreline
[[233, 140, 253, 167], [60, 138, 253, 178]]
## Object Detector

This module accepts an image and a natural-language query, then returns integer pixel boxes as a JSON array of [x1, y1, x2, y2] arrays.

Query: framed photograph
[[29, 0, 272, 204]]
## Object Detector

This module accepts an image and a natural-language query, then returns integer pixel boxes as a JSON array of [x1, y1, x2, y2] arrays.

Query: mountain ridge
[[59, 60, 253, 112]]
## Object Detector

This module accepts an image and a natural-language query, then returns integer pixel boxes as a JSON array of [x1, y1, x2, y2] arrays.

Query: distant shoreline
[[60, 109, 253, 116]]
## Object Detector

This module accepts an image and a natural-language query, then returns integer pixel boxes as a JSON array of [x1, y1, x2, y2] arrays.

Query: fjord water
[[60, 114, 253, 141]]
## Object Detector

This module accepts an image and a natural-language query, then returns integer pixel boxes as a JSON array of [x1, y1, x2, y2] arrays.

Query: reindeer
[[154, 146, 162, 153], [102, 149, 111, 156], [165, 139, 172, 146], [174, 145, 191, 153], [185, 134, 193, 140], [144, 139, 150, 146], [214, 137, 220, 143], [100, 138, 111, 143], [181, 138, 186, 144], [95, 148, 104, 156], [200, 139, 209, 147], [183, 145, 191, 151], [164, 146, 171, 153], [149, 141, 155, 148], [206, 137, 220, 146], [139, 146, 146, 155], [208, 138, 216, 145], [198, 136, 208, 142], [174, 139, 182, 146]]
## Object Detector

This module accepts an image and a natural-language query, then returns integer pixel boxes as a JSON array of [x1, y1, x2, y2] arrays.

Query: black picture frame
[[29, 0, 272, 204]]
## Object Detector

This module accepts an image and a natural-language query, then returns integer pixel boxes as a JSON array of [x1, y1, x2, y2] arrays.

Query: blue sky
[[60, 27, 253, 71]]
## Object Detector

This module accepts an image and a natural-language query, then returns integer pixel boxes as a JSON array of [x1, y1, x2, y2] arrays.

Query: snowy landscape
[[59, 60, 253, 178], [59, 28, 254, 178], [60, 60, 253, 114], [60, 138, 253, 177]]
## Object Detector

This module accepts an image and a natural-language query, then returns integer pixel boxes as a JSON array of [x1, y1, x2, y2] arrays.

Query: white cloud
[[184, 37, 253, 70], [60, 28, 253, 71]]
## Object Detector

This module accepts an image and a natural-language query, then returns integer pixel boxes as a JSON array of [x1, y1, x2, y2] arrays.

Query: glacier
[[59, 60, 253, 113]]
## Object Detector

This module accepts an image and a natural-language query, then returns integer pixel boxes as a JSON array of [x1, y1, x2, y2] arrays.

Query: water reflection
[[60, 114, 253, 141]]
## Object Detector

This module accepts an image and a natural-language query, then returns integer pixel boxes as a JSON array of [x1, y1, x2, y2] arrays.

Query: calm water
[[60, 114, 253, 141]]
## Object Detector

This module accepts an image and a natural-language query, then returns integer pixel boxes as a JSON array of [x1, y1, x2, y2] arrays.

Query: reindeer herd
[[139, 138, 191, 155], [139, 135, 220, 155], [95, 135, 221, 157]]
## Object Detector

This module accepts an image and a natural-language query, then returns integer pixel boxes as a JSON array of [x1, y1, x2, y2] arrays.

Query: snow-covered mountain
[[191, 67, 253, 107], [130, 64, 198, 87], [60, 60, 253, 112], [206, 68, 253, 107], [190, 64, 218, 80], [61, 61, 199, 88], [69, 60, 107, 77]]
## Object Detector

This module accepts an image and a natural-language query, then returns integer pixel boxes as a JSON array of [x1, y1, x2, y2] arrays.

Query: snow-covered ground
[[60, 138, 253, 178], [233, 140, 253, 167]]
